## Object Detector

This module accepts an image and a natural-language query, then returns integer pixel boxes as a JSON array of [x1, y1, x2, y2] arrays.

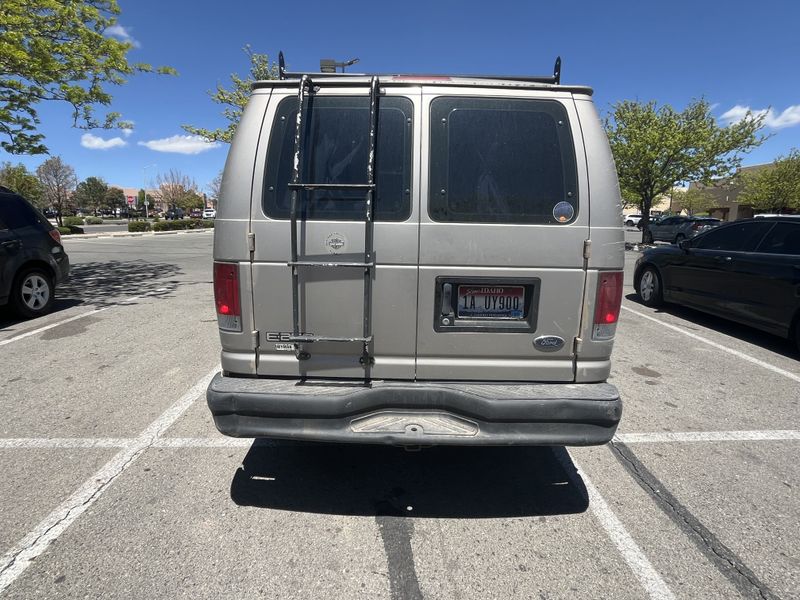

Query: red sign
[[126, 196, 134, 205]]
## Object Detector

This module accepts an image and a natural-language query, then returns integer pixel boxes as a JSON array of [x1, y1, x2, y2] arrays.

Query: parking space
[[1, 235, 798, 599]]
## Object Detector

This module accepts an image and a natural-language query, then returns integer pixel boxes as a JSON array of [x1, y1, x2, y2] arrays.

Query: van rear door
[[250, 86, 421, 379], [416, 90, 588, 382]]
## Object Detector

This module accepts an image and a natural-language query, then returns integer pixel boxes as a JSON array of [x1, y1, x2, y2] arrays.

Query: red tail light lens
[[213, 262, 242, 331], [48, 229, 61, 244], [593, 271, 623, 340]]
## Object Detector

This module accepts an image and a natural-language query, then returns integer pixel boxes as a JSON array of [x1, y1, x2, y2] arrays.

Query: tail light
[[213, 261, 242, 331], [593, 271, 623, 340], [48, 229, 61, 244]]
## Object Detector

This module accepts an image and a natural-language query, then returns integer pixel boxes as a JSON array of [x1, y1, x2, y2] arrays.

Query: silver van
[[206, 54, 625, 446]]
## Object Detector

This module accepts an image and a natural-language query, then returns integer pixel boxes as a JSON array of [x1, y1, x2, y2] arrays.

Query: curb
[[63, 228, 214, 240]]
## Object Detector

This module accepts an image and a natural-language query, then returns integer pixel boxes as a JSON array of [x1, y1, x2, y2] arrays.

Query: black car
[[0, 188, 70, 318], [634, 218, 800, 350], [165, 207, 185, 220]]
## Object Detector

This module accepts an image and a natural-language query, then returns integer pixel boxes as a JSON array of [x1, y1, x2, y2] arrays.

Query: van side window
[[429, 97, 578, 224], [264, 96, 413, 221]]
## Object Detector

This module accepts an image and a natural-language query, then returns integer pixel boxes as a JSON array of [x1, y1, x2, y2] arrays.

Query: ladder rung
[[288, 335, 373, 344], [288, 183, 375, 191], [289, 261, 374, 268]]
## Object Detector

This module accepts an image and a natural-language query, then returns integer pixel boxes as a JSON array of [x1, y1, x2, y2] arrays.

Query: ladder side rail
[[361, 76, 379, 372], [290, 75, 310, 340]]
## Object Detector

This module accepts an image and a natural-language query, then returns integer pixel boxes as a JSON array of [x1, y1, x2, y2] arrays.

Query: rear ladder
[[286, 74, 379, 379]]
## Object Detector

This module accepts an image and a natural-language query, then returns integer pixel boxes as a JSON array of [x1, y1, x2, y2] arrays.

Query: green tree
[[105, 186, 126, 215], [605, 99, 766, 241], [0, 161, 43, 206], [671, 187, 715, 216], [0, 0, 176, 154], [739, 150, 800, 214], [182, 46, 278, 143], [36, 156, 77, 226], [73, 176, 109, 215], [156, 169, 197, 210]]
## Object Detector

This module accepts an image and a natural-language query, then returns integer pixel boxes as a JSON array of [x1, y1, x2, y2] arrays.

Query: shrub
[[128, 221, 151, 232], [57, 226, 72, 235], [63, 216, 84, 226], [85, 216, 103, 224], [200, 219, 215, 229]]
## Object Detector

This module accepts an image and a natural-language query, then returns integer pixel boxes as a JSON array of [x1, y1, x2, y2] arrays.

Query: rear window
[[0, 195, 47, 230], [429, 97, 578, 224], [264, 95, 413, 221]]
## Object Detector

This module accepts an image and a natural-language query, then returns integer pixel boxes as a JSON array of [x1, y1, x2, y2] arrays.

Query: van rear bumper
[[206, 374, 622, 446]]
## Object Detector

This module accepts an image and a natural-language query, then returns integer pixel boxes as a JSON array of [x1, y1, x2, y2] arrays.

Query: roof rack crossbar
[[276, 51, 563, 85]]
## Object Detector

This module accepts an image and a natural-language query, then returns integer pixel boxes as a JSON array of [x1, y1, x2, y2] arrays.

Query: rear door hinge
[[252, 330, 260, 350], [583, 239, 592, 260], [247, 232, 255, 253]]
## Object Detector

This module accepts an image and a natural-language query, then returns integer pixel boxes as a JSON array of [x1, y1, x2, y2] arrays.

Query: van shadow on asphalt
[[230, 442, 589, 518], [624, 293, 799, 359]]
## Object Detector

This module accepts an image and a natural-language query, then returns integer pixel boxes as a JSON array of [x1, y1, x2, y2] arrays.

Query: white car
[[202, 208, 216, 219], [624, 214, 642, 227]]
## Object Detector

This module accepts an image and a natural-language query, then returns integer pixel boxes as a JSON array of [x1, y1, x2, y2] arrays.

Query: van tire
[[10, 267, 55, 319], [635, 265, 663, 307]]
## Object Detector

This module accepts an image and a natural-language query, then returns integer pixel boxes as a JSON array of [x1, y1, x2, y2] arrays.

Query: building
[[687, 164, 770, 221], [109, 186, 165, 212]]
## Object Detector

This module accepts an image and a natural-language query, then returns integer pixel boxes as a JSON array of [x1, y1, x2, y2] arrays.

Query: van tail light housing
[[592, 271, 623, 340], [48, 228, 61, 244], [213, 261, 242, 332]]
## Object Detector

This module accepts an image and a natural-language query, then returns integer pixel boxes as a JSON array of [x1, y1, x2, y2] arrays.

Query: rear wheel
[[625, 219, 634, 227], [636, 266, 663, 307], [11, 268, 55, 319], [674, 233, 685, 245]]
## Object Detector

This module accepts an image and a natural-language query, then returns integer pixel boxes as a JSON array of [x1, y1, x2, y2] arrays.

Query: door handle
[[1, 240, 21, 250], [713, 255, 732, 262]]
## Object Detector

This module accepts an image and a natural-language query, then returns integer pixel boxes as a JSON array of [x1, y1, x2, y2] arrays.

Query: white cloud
[[721, 104, 800, 129], [81, 133, 127, 150], [121, 128, 134, 138], [104, 24, 140, 48], [138, 135, 220, 155]]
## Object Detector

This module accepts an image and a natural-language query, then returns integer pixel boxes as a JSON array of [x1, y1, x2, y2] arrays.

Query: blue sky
[[3, 0, 799, 193]]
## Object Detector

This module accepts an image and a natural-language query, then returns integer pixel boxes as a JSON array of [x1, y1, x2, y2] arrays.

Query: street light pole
[[142, 164, 157, 219]]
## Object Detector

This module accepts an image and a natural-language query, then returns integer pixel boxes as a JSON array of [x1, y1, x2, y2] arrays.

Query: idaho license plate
[[457, 285, 525, 319]]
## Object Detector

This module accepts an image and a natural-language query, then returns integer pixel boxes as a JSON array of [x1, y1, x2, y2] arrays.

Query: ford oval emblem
[[325, 232, 346, 254], [533, 335, 565, 352]]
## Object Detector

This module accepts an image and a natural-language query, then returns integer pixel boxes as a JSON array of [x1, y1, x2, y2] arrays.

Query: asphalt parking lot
[[1, 231, 798, 599]]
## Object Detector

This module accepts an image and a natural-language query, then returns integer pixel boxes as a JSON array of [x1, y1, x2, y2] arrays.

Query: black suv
[[0, 188, 70, 318]]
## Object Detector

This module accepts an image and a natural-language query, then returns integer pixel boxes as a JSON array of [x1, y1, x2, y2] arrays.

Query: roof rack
[[277, 51, 562, 85]]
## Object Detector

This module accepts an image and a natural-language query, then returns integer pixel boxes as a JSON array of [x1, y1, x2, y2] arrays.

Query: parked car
[[0, 188, 70, 318], [634, 218, 800, 350], [643, 215, 720, 244], [202, 208, 216, 219], [189, 208, 203, 219], [165, 207, 185, 220], [624, 214, 642, 227], [205, 57, 625, 447]]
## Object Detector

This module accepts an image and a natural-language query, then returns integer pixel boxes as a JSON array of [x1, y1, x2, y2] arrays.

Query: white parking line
[[616, 430, 800, 444], [0, 366, 219, 595], [0, 289, 168, 348], [621, 305, 800, 384], [0, 438, 131, 449], [569, 456, 675, 599]]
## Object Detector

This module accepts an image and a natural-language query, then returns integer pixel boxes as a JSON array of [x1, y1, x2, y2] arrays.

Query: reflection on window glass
[[264, 96, 412, 221], [429, 98, 577, 224], [756, 223, 800, 255]]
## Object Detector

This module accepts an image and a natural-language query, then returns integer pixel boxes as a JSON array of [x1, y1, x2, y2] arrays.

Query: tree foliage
[[0, 161, 43, 206], [73, 176, 109, 215], [605, 99, 766, 239], [671, 187, 715, 216], [36, 156, 77, 226], [105, 186, 126, 212], [0, 0, 176, 154], [182, 46, 278, 143], [739, 150, 800, 214], [156, 169, 199, 210]]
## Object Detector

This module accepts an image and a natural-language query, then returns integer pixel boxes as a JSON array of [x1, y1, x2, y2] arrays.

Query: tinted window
[[264, 96, 413, 221], [429, 97, 578, 224], [694, 222, 773, 251], [0, 195, 43, 229], [756, 222, 800, 255]]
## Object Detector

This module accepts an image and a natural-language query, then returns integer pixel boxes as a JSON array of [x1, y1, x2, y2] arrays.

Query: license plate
[[457, 285, 525, 319]]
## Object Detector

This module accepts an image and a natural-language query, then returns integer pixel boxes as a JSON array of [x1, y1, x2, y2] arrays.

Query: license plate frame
[[456, 285, 525, 320]]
